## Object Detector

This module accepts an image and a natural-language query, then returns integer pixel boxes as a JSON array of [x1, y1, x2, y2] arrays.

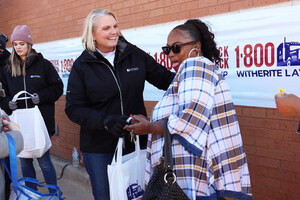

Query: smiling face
[[13, 40, 28, 61], [93, 14, 120, 53], [167, 29, 201, 72]]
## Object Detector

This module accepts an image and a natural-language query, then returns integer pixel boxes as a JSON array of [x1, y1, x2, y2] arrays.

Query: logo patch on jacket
[[30, 75, 41, 78], [126, 67, 139, 72]]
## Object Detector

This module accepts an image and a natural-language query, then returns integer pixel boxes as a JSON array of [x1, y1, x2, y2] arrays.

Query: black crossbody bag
[[142, 120, 190, 200]]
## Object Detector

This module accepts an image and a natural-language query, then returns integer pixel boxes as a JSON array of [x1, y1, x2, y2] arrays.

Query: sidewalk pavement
[[17, 154, 94, 200]]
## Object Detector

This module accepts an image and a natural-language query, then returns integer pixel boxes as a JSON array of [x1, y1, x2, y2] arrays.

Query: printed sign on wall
[[34, 2, 300, 108]]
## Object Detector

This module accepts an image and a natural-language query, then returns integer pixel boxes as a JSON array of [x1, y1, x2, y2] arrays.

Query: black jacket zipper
[[92, 59, 124, 115]]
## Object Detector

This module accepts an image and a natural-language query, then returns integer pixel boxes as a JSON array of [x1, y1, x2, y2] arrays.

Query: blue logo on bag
[[126, 183, 144, 200]]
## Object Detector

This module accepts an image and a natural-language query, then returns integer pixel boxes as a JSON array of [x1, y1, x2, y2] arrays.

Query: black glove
[[9, 101, 17, 110], [31, 93, 40, 104], [103, 115, 130, 138]]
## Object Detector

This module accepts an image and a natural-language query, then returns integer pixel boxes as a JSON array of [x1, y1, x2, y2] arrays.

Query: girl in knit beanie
[[10, 25, 34, 77], [0, 25, 63, 194]]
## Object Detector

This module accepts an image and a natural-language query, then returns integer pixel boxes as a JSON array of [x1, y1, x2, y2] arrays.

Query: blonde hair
[[10, 43, 33, 77], [82, 9, 119, 51]]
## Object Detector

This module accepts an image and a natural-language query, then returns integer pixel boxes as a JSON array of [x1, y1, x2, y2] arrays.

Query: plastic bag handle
[[112, 135, 142, 165], [18, 177, 62, 191], [12, 90, 33, 102], [112, 138, 123, 165], [135, 135, 141, 156]]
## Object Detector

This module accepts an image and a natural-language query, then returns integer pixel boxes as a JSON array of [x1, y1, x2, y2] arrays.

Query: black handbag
[[142, 120, 190, 200]]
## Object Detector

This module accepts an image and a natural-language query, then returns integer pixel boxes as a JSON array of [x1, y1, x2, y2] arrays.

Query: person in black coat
[[0, 33, 10, 69], [0, 33, 13, 200], [0, 25, 63, 193], [65, 9, 175, 200]]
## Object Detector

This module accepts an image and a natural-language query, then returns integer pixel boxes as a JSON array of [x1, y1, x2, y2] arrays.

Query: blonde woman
[[65, 9, 174, 200], [0, 25, 63, 193]]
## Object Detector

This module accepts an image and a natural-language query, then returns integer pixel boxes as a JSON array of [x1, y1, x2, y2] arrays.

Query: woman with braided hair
[[125, 19, 252, 200]]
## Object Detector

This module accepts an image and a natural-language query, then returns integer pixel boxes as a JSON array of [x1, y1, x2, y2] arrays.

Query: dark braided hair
[[173, 19, 220, 65]]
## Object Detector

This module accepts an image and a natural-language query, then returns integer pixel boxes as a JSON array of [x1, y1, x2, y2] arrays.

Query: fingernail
[[3, 117, 6, 120]]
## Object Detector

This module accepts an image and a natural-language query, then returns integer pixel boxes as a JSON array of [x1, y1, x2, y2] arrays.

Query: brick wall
[[236, 106, 300, 200], [151, 103, 300, 200], [0, 0, 291, 46], [52, 96, 80, 160], [1, 0, 299, 199]]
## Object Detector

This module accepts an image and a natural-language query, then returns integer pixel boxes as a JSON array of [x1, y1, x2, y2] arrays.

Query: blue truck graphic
[[277, 37, 300, 66], [126, 183, 144, 200]]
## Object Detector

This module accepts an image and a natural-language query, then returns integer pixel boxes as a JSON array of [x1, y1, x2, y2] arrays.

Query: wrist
[[150, 121, 164, 135], [148, 122, 153, 133]]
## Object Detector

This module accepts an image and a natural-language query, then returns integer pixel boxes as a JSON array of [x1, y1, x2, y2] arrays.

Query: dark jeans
[[82, 152, 114, 200], [19, 150, 57, 193]]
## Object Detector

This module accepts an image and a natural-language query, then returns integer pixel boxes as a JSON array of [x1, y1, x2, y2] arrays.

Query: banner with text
[[34, 3, 300, 108]]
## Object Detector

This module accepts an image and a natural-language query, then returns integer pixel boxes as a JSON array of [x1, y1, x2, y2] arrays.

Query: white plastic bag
[[107, 136, 147, 200], [9, 91, 51, 158]]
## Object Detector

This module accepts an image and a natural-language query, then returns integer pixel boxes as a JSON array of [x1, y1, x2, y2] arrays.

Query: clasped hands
[[103, 114, 150, 139], [124, 115, 150, 135]]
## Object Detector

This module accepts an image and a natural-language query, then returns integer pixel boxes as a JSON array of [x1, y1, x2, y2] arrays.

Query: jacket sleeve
[[167, 58, 219, 157], [0, 68, 13, 115], [0, 131, 24, 158], [142, 50, 175, 90], [65, 62, 106, 131], [37, 59, 63, 104]]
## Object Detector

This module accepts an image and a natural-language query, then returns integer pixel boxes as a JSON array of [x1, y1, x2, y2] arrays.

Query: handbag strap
[[1, 134, 19, 193], [163, 120, 173, 173]]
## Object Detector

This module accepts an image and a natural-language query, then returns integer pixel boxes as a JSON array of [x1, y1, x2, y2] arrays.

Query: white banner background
[[33, 2, 300, 108]]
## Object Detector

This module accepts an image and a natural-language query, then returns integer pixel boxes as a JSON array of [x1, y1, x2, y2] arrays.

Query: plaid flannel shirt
[[146, 56, 252, 200]]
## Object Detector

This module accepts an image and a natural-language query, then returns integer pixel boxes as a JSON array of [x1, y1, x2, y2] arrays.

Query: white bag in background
[[107, 136, 147, 200], [9, 91, 51, 158]]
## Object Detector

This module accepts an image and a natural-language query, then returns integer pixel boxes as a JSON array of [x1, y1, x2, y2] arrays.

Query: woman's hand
[[2, 119, 21, 133], [275, 93, 300, 118], [124, 115, 151, 135]]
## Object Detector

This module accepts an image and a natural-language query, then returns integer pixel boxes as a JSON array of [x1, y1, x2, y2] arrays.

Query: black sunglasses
[[162, 41, 197, 55]]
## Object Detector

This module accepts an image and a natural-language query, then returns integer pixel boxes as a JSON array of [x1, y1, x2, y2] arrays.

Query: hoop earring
[[188, 48, 200, 58]]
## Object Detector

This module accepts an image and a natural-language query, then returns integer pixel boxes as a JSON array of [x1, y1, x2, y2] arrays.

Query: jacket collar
[[117, 36, 128, 54], [84, 36, 133, 63], [25, 50, 41, 67]]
